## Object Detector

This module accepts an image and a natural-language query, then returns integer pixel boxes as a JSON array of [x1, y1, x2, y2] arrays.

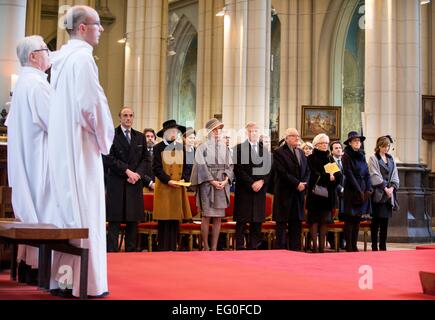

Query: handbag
[[312, 176, 329, 198]]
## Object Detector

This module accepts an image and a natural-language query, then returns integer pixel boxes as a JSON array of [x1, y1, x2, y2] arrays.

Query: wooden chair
[[178, 193, 202, 251], [137, 192, 157, 252], [219, 193, 237, 249], [260, 194, 275, 249]]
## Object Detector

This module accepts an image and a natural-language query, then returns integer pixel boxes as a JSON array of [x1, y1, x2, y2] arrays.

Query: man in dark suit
[[143, 128, 157, 190], [233, 122, 272, 250], [327, 141, 346, 249], [272, 128, 310, 251], [103, 107, 147, 252]]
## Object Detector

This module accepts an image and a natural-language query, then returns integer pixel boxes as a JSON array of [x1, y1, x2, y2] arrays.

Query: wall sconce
[[118, 33, 128, 44], [10, 74, 18, 96], [216, 5, 227, 17]]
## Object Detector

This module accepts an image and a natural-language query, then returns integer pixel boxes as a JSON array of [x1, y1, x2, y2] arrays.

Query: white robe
[[6, 67, 52, 269], [48, 39, 114, 297]]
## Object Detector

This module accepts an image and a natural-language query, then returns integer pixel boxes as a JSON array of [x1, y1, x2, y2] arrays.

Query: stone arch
[[166, 14, 198, 128], [319, 0, 363, 140]]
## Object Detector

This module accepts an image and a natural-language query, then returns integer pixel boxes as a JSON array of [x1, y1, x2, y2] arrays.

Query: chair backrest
[[265, 194, 273, 220], [143, 192, 154, 213], [224, 193, 235, 218], [187, 193, 200, 218]]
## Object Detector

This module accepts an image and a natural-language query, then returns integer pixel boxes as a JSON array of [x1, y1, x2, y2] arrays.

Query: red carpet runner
[[1, 250, 434, 300]]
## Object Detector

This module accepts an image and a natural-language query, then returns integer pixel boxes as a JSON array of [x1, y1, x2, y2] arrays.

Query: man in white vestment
[[6, 36, 52, 281], [48, 5, 114, 298]]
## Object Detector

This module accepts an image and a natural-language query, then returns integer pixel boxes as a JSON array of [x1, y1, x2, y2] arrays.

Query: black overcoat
[[104, 126, 147, 222], [272, 144, 310, 222], [233, 140, 272, 223], [342, 146, 372, 216]]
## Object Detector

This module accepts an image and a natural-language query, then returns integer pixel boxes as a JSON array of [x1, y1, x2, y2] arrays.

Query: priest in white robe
[[48, 5, 114, 298], [6, 36, 52, 272]]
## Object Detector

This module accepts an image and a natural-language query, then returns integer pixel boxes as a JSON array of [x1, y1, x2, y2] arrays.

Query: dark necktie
[[293, 147, 301, 165], [125, 129, 131, 144], [337, 159, 342, 170]]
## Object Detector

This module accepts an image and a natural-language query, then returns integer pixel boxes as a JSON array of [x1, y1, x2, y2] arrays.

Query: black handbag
[[312, 176, 329, 198]]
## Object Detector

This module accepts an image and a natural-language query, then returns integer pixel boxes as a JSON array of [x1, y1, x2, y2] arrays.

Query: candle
[[10, 74, 18, 94]]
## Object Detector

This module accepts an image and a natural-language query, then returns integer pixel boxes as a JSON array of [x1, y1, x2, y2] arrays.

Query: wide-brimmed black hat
[[344, 131, 366, 145], [156, 119, 186, 138]]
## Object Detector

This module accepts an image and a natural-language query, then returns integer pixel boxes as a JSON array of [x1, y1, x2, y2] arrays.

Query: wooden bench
[[0, 221, 89, 299]]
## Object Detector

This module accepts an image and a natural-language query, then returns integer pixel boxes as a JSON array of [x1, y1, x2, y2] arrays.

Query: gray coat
[[368, 153, 399, 217], [190, 139, 234, 217]]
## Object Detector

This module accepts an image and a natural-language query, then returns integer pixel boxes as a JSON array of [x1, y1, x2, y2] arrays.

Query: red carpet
[[0, 250, 434, 300]]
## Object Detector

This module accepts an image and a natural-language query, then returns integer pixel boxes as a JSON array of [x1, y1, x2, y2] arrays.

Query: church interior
[[0, 0, 434, 302]]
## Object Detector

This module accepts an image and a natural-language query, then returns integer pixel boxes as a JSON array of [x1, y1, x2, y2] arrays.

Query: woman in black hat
[[341, 131, 372, 252], [152, 120, 192, 251]]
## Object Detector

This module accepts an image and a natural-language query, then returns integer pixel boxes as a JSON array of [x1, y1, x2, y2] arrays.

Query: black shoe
[[50, 289, 75, 299], [88, 291, 110, 299]]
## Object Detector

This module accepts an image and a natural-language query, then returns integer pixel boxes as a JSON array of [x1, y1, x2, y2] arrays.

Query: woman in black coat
[[342, 131, 372, 252], [306, 134, 337, 253]]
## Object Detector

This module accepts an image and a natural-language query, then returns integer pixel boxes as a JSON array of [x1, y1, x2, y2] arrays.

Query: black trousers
[[235, 222, 262, 250], [157, 220, 179, 251], [275, 220, 302, 251], [371, 217, 389, 251], [107, 222, 138, 252], [344, 215, 361, 252]]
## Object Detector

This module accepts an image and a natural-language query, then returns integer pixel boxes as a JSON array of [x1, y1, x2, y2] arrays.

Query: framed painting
[[301, 106, 341, 141], [422, 95, 435, 141]]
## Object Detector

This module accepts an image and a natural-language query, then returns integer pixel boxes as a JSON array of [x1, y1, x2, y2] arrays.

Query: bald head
[[284, 128, 300, 148], [119, 107, 134, 129], [64, 5, 104, 46]]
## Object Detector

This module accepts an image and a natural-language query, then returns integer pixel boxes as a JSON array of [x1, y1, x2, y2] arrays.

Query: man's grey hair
[[16, 35, 45, 67], [64, 5, 91, 36]]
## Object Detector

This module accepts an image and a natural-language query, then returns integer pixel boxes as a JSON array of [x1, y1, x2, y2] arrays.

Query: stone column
[[366, 0, 432, 242], [124, 0, 168, 131], [273, 0, 313, 135], [221, 0, 271, 141], [25, 0, 41, 36], [56, 0, 96, 49], [0, 0, 27, 109], [365, 0, 420, 163], [196, 0, 224, 127]]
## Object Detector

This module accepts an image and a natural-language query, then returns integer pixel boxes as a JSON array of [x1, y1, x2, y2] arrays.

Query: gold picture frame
[[422, 95, 435, 141], [301, 106, 341, 141]]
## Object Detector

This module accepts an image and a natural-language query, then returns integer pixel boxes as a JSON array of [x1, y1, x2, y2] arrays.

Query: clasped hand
[[211, 178, 228, 190], [126, 169, 141, 184]]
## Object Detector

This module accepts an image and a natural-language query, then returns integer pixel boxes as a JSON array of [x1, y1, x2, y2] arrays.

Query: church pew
[[0, 221, 89, 299]]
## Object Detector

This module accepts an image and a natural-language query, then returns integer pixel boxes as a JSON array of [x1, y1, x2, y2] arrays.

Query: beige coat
[[153, 144, 192, 221]]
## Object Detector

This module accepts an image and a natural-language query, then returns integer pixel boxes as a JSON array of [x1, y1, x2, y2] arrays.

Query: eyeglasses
[[84, 21, 102, 27], [287, 134, 300, 138], [32, 48, 49, 53]]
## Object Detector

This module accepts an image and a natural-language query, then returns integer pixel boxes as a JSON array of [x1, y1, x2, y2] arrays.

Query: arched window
[[342, 0, 365, 138], [270, 9, 281, 148], [167, 14, 198, 128]]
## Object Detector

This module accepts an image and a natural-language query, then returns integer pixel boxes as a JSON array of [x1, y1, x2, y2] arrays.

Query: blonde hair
[[301, 142, 314, 150]]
